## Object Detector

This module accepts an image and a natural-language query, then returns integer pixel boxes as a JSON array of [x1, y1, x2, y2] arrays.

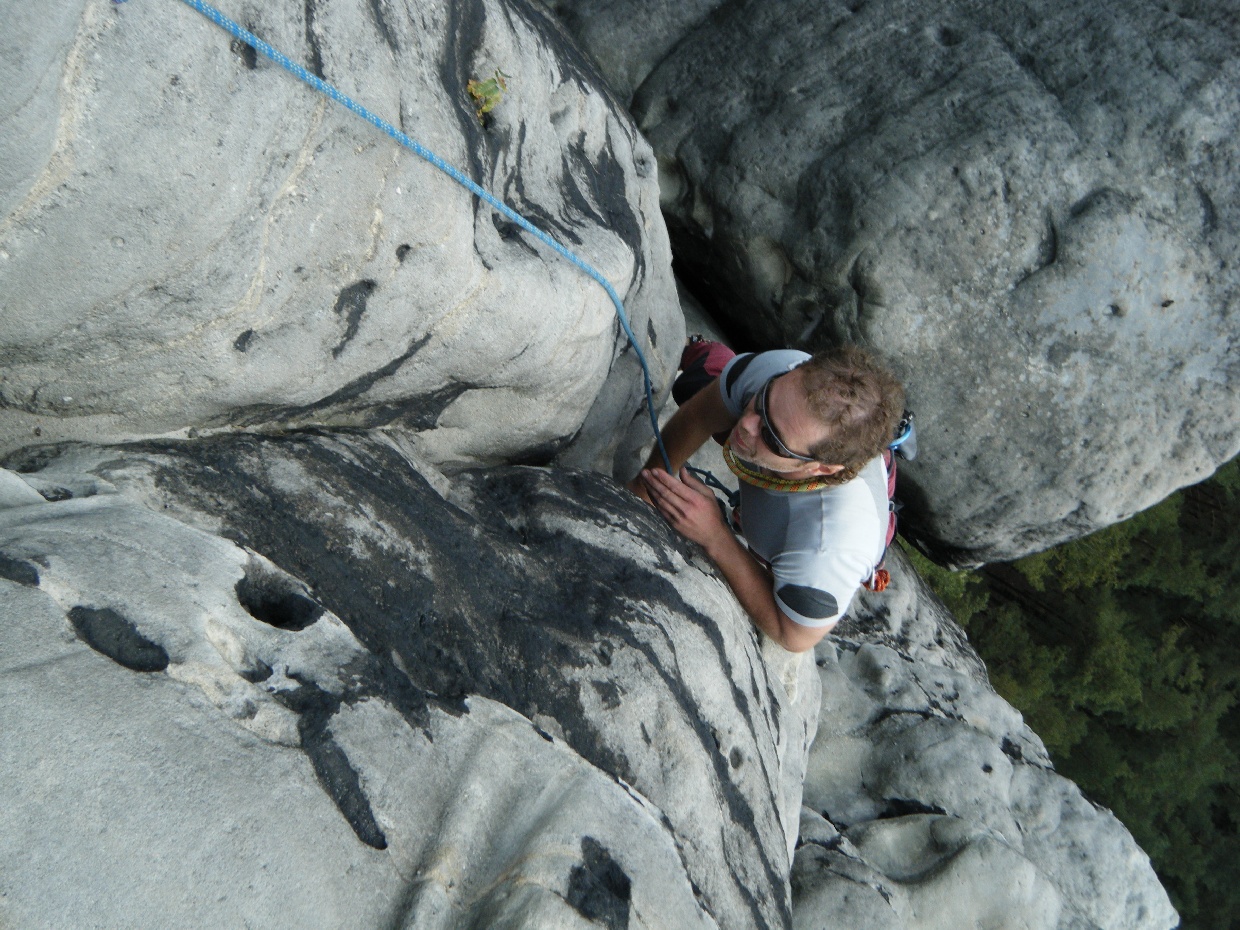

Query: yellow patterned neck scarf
[[721, 438, 834, 493]]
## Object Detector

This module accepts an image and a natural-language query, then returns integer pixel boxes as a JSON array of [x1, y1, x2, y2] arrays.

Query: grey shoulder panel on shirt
[[776, 583, 839, 621]]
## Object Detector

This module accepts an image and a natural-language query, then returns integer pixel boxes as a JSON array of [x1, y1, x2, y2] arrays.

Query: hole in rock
[[395, 244, 412, 262], [230, 37, 258, 69], [236, 564, 324, 631]]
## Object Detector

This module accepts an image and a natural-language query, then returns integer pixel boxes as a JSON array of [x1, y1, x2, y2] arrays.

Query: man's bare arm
[[634, 376, 737, 480]]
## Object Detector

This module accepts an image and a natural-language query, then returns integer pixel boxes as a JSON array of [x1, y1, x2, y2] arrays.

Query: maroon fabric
[[680, 338, 736, 379]]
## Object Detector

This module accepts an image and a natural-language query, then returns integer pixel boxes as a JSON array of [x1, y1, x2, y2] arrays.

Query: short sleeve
[[718, 350, 813, 418]]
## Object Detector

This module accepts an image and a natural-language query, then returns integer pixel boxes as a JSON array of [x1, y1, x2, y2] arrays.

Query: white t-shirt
[[719, 350, 889, 628]]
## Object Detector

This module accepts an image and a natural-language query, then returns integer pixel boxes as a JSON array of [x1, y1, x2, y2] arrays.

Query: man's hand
[[640, 467, 728, 552]]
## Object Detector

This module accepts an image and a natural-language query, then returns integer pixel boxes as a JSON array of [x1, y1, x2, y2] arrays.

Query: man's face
[[728, 368, 843, 477]]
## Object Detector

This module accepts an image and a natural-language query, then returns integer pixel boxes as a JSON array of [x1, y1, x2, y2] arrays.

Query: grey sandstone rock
[[0, 435, 819, 929], [0, 0, 680, 474], [536, 0, 729, 103], [623, 0, 1240, 564], [794, 575, 1178, 930]]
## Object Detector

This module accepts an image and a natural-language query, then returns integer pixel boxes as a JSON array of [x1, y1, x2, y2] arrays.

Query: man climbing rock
[[629, 341, 905, 653]]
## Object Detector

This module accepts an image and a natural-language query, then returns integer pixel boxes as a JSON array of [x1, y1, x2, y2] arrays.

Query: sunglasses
[[755, 375, 817, 462]]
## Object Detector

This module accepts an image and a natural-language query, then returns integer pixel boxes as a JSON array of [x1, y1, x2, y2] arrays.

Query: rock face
[[1, 441, 1177, 929], [553, 0, 1240, 563], [0, 438, 818, 929], [536, 0, 727, 103], [0, 0, 680, 473], [800, 549, 1179, 930]]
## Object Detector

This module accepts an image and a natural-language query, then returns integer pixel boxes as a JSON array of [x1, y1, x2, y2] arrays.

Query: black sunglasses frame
[[755, 375, 817, 462]]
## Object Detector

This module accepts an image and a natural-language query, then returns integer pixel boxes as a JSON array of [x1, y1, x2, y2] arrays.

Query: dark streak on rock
[[276, 677, 388, 849], [374, 382, 473, 432], [590, 678, 623, 710], [442, 0, 489, 187], [304, 0, 325, 78], [331, 280, 377, 360], [224, 334, 434, 428], [367, 0, 399, 55], [233, 329, 256, 353], [68, 606, 169, 673], [0, 553, 40, 587], [36, 435, 789, 929]]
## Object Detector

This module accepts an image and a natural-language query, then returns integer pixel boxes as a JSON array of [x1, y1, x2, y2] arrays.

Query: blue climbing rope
[[174, 0, 672, 472]]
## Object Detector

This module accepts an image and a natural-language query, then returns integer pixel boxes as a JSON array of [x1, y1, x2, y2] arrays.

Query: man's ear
[[808, 462, 844, 477]]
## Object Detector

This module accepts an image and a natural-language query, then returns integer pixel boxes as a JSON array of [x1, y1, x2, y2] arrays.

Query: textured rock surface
[[0, 0, 680, 472], [601, 0, 1240, 564], [0, 437, 818, 929], [536, 0, 726, 103], [796, 552, 1179, 930]]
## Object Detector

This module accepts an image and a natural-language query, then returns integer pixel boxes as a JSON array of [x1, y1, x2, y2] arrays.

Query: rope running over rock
[[174, 0, 672, 472]]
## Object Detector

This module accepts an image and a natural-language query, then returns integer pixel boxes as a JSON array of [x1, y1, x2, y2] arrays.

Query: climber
[[629, 340, 905, 653]]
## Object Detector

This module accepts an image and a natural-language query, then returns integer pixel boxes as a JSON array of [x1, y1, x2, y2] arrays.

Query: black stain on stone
[[0, 553, 40, 587], [38, 486, 73, 502], [278, 678, 389, 849], [590, 678, 622, 710], [566, 837, 631, 930], [68, 606, 169, 673], [371, 382, 471, 432], [304, 0, 325, 78], [1001, 737, 1024, 762], [234, 329, 256, 352], [395, 244, 412, 262], [48, 434, 790, 930], [367, 0, 399, 55], [235, 564, 323, 631], [331, 280, 377, 359], [240, 660, 274, 683], [646, 318, 657, 348], [440, 0, 489, 180], [221, 334, 435, 429]]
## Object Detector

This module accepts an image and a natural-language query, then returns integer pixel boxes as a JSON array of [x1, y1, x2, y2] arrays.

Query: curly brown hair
[[799, 345, 905, 481]]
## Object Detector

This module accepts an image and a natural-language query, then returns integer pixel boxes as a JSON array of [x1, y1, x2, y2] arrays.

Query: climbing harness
[[173, 0, 672, 472]]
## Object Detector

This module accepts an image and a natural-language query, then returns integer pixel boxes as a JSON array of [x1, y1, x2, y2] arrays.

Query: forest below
[[908, 457, 1240, 929]]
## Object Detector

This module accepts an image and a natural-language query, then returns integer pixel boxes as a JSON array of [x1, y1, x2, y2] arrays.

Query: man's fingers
[[679, 467, 717, 500]]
